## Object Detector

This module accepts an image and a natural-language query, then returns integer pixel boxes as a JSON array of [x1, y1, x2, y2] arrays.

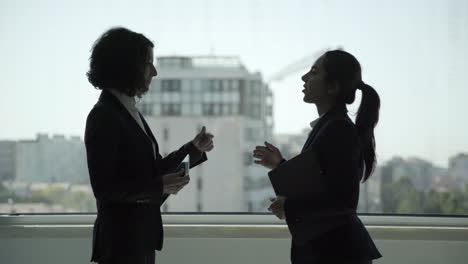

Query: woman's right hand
[[268, 196, 286, 220], [253, 141, 284, 170], [162, 169, 190, 194]]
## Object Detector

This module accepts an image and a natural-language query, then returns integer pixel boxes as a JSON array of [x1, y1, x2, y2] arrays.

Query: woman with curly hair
[[85, 27, 214, 264]]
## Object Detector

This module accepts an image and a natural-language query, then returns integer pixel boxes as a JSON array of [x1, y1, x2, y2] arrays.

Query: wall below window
[[0, 215, 467, 264]]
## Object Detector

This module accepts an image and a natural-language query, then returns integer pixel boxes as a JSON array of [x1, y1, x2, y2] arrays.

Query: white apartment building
[[139, 56, 274, 212]]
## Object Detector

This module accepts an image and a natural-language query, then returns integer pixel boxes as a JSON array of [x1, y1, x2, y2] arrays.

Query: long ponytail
[[356, 81, 380, 182], [321, 50, 381, 182]]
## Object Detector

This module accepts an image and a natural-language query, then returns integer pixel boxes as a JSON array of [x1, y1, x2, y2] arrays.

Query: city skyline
[[1, 0, 468, 167], [2, 132, 467, 214], [2, 132, 467, 172]]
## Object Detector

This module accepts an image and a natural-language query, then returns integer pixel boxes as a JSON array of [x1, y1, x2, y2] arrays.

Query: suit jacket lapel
[[139, 113, 160, 156], [301, 121, 324, 153], [300, 105, 348, 153], [300, 131, 314, 154], [99, 90, 155, 159]]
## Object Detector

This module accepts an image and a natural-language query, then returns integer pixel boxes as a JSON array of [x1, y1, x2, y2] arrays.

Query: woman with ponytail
[[253, 50, 382, 263]]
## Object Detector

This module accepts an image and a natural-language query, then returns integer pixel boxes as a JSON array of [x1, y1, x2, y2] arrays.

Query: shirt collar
[[309, 117, 321, 128], [310, 104, 348, 128], [309, 111, 327, 128], [108, 89, 137, 111]]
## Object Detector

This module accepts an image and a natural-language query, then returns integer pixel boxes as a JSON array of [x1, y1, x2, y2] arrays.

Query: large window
[[0, 0, 467, 215]]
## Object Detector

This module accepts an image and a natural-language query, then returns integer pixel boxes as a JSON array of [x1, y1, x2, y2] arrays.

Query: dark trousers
[[291, 240, 372, 264], [98, 251, 155, 264]]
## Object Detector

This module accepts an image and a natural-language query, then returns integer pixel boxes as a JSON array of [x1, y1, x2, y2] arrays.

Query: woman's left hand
[[192, 126, 214, 152], [268, 196, 286, 220], [253, 142, 284, 170]]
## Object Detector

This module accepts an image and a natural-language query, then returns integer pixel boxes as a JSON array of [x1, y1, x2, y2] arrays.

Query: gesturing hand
[[162, 169, 190, 195], [192, 126, 214, 152], [253, 141, 284, 170]]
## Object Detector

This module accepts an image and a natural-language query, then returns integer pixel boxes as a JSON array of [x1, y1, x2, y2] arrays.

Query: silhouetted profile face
[[137, 47, 157, 96], [301, 56, 333, 104]]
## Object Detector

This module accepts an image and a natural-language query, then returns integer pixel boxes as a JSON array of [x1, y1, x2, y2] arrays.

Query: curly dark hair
[[87, 27, 154, 96]]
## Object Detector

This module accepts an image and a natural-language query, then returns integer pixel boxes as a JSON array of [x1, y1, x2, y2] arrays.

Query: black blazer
[[85, 90, 207, 262], [268, 104, 381, 260]]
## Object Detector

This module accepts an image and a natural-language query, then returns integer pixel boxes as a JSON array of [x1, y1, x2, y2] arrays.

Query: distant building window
[[203, 92, 213, 103], [231, 92, 239, 103], [162, 92, 171, 102], [163, 128, 169, 141], [181, 104, 192, 115], [171, 104, 181, 115], [222, 80, 229, 91], [161, 80, 181, 92], [181, 80, 191, 93], [225, 104, 232, 115], [202, 103, 214, 116], [232, 104, 239, 115], [153, 105, 161, 116], [193, 103, 202, 115], [213, 92, 221, 102], [222, 104, 230, 115], [213, 104, 220, 115], [140, 103, 153, 116], [150, 80, 161, 94], [192, 92, 202, 103], [222, 91, 230, 103], [232, 80, 239, 90], [162, 103, 181, 116], [192, 80, 202, 93], [181, 91, 191, 102], [212, 80, 219, 91], [170, 92, 181, 103], [253, 105, 262, 118]]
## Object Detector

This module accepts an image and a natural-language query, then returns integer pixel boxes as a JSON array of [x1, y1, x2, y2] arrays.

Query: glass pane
[[1, 0, 467, 215]]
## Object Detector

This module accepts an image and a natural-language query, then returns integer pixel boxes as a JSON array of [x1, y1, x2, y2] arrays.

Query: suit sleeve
[[282, 120, 361, 215], [85, 106, 162, 204], [157, 142, 207, 205], [156, 141, 208, 175]]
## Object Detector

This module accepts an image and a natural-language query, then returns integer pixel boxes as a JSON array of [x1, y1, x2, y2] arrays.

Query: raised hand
[[192, 126, 214, 152], [162, 169, 190, 195], [253, 141, 284, 170]]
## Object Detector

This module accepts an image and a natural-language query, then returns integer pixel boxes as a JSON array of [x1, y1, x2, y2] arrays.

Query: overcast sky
[[1, 0, 467, 167]]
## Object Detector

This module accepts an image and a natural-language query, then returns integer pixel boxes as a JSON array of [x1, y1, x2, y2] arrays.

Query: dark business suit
[[85, 90, 207, 264], [269, 105, 381, 264]]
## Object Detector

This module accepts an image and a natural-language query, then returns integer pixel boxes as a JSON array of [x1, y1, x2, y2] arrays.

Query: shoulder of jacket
[[321, 117, 355, 133]]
